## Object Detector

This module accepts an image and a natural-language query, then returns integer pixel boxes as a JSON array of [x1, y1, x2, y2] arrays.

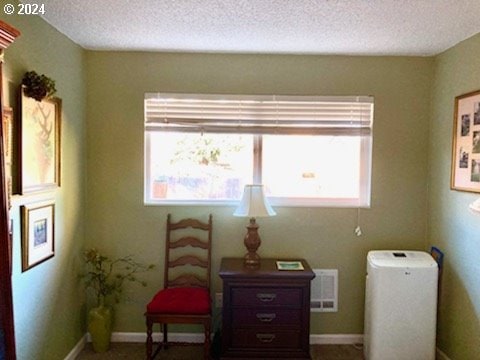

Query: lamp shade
[[233, 185, 276, 218]]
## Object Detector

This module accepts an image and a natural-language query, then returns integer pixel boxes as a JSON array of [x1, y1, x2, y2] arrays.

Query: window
[[145, 94, 373, 207], [146, 132, 253, 201]]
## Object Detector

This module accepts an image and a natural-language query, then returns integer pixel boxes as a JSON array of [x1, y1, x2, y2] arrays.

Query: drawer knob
[[256, 313, 276, 322], [256, 293, 277, 302], [256, 333, 276, 343]]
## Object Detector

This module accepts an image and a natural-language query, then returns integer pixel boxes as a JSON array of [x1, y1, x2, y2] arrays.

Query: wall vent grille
[[311, 269, 338, 312]]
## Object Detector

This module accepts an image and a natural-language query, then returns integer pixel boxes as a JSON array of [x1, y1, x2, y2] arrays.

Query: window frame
[[144, 93, 373, 208]]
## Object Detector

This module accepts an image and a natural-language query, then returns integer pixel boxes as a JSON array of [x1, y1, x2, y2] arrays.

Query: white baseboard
[[436, 348, 451, 360], [70, 332, 202, 359], [92, 332, 363, 345], [63, 334, 87, 360], [68, 332, 449, 360], [111, 332, 204, 343], [85, 332, 363, 345], [67, 331, 364, 359], [310, 334, 363, 345]]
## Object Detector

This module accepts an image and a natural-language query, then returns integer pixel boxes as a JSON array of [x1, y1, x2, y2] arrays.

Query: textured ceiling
[[32, 0, 480, 56]]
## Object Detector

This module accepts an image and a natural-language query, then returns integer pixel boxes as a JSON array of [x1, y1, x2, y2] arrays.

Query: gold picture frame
[[451, 89, 480, 192], [2, 106, 13, 208], [21, 200, 55, 272], [19, 86, 61, 194]]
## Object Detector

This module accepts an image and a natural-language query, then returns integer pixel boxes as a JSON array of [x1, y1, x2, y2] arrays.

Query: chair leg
[[146, 317, 153, 360], [163, 323, 168, 349], [204, 322, 211, 360]]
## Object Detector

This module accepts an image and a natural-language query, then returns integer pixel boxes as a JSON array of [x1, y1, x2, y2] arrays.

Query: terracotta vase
[[88, 298, 113, 352]]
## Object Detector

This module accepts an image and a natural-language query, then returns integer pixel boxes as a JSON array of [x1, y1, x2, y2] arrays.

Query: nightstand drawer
[[232, 308, 301, 326], [231, 329, 301, 349], [231, 287, 302, 307]]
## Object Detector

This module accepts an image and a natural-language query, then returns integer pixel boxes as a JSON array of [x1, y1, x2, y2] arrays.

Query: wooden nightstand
[[219, 258, 315, 359]]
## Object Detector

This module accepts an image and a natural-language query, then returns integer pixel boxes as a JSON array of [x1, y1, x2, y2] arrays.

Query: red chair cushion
[[147, 287, 211, 315]]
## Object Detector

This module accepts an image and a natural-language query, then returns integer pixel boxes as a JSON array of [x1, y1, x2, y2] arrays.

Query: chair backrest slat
[[169, 255, 208, 268], [170, 236, 208, 249], [168, 274, 208, 288], [164, 214, 213, 291], [169, 218, 210, 231]]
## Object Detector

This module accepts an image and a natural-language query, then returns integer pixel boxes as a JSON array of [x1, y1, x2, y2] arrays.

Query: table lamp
[[233, 184, 276, 267]]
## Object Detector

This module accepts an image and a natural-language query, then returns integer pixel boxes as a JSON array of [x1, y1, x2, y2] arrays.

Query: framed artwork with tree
[[19, 86, 61, 194]]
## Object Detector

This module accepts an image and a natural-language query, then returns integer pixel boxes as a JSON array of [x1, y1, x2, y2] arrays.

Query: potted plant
[[21, 70, 56, 101], [81, 248, 153, 352]]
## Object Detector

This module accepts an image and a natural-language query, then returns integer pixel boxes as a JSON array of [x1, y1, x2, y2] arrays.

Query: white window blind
[[145, 93, 374, 136]]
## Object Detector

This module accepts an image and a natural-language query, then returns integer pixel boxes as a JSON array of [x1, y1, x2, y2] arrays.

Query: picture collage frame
[[451, 89, 480, 193]]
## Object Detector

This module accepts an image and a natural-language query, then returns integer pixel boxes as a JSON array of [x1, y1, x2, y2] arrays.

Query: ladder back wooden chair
[[145, 214, 213, 360]]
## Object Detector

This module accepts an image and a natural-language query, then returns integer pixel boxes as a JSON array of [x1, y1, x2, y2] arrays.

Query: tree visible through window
[[147, 133, 253, 201]]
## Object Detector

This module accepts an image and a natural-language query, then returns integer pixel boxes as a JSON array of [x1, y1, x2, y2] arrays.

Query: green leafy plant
[[82, 248, 154, 307], [22, 71, 56, 101]]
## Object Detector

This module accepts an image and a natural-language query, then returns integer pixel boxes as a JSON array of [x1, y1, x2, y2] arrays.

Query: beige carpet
[[76, 343, 364, 359]]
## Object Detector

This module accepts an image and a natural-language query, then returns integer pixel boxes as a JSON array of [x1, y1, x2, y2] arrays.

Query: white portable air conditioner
[[364, 250, 438, 360]]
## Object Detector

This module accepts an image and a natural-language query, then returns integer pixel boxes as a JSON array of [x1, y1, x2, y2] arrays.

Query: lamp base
[[243, 217, 261, 267], [244, 252, 260, 267]]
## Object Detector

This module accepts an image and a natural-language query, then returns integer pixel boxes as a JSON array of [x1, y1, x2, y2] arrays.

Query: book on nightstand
[[276, 260, 304, 270]]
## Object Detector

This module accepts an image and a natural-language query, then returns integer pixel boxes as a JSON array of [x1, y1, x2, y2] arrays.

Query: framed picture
[[21, 200, 55, 272], [451, 89, 480, 192], [20, 87, 61, 194], [3, 107, 13, 208]]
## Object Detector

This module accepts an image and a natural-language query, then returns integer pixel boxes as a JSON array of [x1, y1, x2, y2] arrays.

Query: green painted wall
[[1, 2, 87, 359], [10, 7, 480, 357], [428, 33, 480, 359], [86, 52, 433, 334]]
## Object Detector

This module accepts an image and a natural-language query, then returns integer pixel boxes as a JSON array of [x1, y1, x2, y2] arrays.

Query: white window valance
[[145, 93, 374, 136]]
